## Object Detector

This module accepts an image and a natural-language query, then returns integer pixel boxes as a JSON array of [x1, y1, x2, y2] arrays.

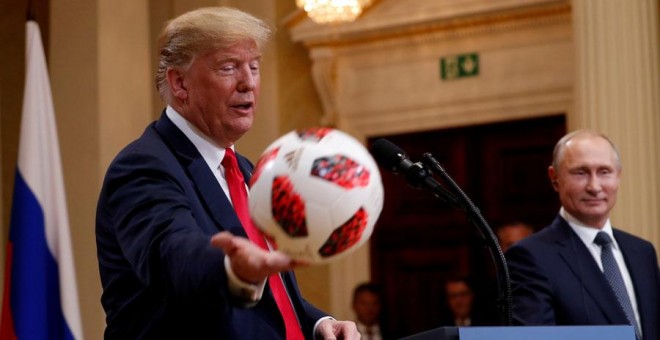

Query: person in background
[[506, 130, 660, 339], [352, 282, 387, 340], [496, 221, 534, 253], [96, 7, 358, 339], [444, 277, 479, 327]]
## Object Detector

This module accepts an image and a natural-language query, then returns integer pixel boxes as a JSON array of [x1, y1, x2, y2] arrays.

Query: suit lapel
[[188, 159, 248, 238], [552, 217, 629, 325], [615, 230, 652, 335], [236, 154, 253, 184], [153, 112, 247, 238]]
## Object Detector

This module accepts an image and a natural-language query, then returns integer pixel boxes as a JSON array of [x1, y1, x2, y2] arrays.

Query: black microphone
[[370, 139, 459, 205]]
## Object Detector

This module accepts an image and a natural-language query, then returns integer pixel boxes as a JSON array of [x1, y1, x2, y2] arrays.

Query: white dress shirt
[[357, 322, 382, 340]]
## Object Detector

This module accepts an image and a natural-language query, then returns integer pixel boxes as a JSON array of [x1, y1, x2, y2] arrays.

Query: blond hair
[[155, 7, 273, 102]]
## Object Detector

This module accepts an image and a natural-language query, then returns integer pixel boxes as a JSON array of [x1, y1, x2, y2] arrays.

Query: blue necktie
[[594, 232, 641, 339]]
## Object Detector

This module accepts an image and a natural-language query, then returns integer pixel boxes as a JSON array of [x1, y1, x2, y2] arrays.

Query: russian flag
[[0, 21, 83, 340]]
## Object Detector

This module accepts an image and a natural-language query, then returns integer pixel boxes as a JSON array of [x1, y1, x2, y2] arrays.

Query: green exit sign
[[440, 53, 479, 80]]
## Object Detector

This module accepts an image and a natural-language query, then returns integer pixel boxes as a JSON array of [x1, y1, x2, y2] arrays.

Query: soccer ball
[[248, 127, 384, 264]]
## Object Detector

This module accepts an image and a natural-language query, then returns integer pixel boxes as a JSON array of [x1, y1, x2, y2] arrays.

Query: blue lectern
[[399, 325, 635, 340]]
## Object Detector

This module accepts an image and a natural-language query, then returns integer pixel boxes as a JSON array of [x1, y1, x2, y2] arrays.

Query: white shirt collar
[[560, 207, 618, 250], [165, 106, 231, 170], [356, 322, 381, 334]]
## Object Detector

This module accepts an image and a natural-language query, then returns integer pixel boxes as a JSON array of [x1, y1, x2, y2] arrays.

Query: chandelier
[[296, 0, 373, 24]]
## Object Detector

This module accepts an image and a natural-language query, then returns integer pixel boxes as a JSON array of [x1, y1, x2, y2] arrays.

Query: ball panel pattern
[[249, 146, 279, 187], [249, 127, 383, 264], [311, 155, 370, 189], [296, 127, 333, 142], [318, 207, 368, 258], [271, 175, 308, 237]]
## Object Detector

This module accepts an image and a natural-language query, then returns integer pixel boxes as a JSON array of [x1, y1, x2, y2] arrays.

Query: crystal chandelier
[[296, 0, 372, 24]]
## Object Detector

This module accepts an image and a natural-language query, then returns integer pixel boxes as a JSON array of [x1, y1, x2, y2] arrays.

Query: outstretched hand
[[210, 231, 301, 283], [316, 319, 360, 340]]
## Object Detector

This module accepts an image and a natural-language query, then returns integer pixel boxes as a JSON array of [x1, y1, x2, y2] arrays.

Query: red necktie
[[222, 149, 304, 340]]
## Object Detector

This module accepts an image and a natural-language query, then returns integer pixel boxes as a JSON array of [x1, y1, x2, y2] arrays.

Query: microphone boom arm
[[368, 137, 512, 325], [404, 161, 463, 209], [421, 152, 513, 326]]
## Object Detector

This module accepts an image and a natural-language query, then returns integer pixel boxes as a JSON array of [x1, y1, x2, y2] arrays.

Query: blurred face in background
[[497, 223, 533, 252], [352, 290, 381, 326], [446, 281, 473, 319]]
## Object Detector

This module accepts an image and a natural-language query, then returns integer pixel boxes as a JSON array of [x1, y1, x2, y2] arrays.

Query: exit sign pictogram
[[440, 53, 479, 80]]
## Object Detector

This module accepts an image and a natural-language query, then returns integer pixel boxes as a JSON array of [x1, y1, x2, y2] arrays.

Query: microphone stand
[[421, 153, 513, 326]]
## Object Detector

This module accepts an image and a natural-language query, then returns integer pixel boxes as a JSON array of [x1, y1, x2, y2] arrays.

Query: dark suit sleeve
[[642, 243, 660, 340], [621, 234, 660, 339], [99, 149, 230, 302], [303, 299, 328, 323], [506, 244, 557, 325]]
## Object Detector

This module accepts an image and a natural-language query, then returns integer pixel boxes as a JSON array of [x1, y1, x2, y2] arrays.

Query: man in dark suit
[[95, 7, 358, 339], [506, 130, 660, 339]]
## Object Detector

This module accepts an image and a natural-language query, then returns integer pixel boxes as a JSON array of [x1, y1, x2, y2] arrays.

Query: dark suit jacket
[[96, 113, 326, 339], [506, 216, 660, 339]]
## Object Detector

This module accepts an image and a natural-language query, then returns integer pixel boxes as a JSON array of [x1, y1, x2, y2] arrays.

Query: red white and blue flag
[[0, 21, 83, 340]]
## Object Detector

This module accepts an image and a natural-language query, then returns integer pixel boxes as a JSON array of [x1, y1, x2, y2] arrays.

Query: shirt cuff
[[313, 316, 335, 339], [224, 256, 266, 307]]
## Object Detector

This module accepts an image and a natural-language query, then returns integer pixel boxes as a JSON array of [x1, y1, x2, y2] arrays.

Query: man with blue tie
[[95, 7, 359, 339], [506, 130, 660, 339]]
